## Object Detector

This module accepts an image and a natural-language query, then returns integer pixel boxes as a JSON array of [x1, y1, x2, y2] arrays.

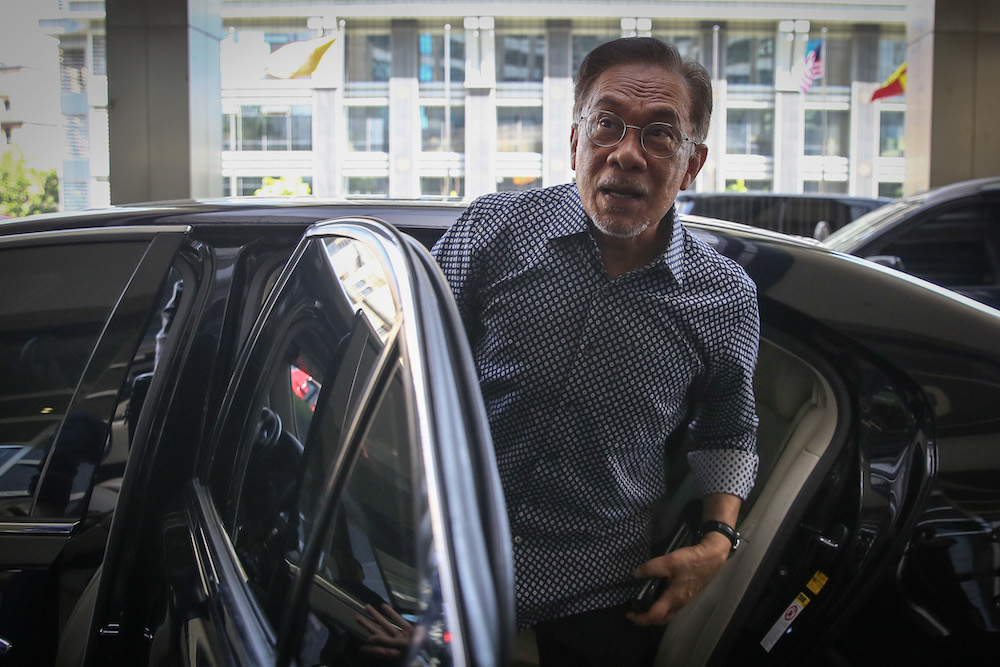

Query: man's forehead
[[584, 65, 691, 121]]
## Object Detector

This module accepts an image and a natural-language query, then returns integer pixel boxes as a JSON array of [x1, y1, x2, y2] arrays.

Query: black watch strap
[[697, 520, 741, 558]]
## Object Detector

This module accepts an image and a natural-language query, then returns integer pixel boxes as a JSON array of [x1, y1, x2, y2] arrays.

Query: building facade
[[39, 1, 910, 210]]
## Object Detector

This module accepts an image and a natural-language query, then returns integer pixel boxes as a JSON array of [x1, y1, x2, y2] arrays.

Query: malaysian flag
[[799, 39, 824, 93]]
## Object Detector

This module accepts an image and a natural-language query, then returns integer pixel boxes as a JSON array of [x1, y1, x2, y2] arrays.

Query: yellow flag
[[264, 33, 337, 79]]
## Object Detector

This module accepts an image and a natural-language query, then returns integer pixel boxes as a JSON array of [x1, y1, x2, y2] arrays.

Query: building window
[[418, 30, 465, 84], [803, 180, 848, 194], [345, 30, 391, 83], [347, 107, 389, 153], [877, 35, 907, 83], [420, 106, 464, 152], [496, 34, 545, 83], [725, 178, 772, 192], [228, 105, 311, 151], [497, 176, 540, 192], [60, 46, 87, 94], [345, 177, 389, 197], [878, 182, 903, 198], [879, 110, 904, 157], [726, 108, 774, 156], [821, 34, 852, 88], [497, 106, 543, 153], [725, 34, 774, 86], [420, 176, 464, 199], [804, 110, 850, 157]]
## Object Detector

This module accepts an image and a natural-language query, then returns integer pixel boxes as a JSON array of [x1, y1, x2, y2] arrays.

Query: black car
[[676, 191, 891, 238], [0, 199, 998, 666], [823, 176, 1000, 310]]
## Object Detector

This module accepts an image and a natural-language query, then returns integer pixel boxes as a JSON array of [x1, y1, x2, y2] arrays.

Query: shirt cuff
[[687, 448, 759, 500]]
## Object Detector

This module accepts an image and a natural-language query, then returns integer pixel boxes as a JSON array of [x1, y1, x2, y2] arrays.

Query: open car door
[[84, 218, 513, 666]]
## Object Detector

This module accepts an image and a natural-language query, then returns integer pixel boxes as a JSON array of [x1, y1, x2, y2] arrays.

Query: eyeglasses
[[578, 110, 696, 159]]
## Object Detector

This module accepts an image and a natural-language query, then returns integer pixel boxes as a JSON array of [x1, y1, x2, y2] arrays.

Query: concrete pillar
[[106, 0, 222, 203], [544, 20, 573, 188], [463, 17, 496, 199], [388, 20, 419, 199], [906, 0, 1000, 193]]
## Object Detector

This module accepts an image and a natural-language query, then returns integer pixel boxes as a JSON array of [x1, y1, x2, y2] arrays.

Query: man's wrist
[[696, 520, 741, 558]]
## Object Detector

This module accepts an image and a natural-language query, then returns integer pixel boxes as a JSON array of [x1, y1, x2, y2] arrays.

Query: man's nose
[[608, 126, 647, 169]]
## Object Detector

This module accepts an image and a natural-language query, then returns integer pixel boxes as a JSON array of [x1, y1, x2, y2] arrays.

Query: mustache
[[596, 178, 648, 198]]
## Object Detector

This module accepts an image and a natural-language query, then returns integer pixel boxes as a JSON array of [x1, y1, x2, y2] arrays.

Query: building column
[[543, 20, 573, 188], [906, 0, 1000, 192], [388, 19, 419, 199], [463, 16, 496, 199], [105, 0, 222, 203]]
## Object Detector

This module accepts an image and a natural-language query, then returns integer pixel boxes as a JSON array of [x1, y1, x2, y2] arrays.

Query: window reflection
[[324, 238, 397, 341]]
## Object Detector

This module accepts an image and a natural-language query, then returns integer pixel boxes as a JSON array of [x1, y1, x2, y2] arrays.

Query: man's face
[[571, 63, 707, 241]]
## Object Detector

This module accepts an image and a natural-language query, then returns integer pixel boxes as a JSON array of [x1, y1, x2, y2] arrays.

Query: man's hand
[[625, 532, 731, 626], [627, 492, 741, 626]]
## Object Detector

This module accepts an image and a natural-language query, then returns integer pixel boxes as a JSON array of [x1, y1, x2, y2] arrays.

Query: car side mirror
[[865, 255, 905, 271], [813, 220, 831, 241]]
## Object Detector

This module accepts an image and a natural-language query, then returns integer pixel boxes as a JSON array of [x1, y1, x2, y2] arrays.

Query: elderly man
[[432, 37, 759, 666]]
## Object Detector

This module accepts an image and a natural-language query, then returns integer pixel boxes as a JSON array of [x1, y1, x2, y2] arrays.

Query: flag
[[870, 62, 907, 102], [264, 33, 337, 79], [799, 39, 824, 94]]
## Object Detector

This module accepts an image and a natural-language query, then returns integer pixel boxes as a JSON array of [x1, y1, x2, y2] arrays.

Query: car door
[[0, 225, 189, 665], [134, 218, 513, 666]]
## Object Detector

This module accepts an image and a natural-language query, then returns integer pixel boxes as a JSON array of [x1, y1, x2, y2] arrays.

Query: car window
[[0, 240, 171, 518], [872, 201, 999, 290], [220, 233, 450, 665]]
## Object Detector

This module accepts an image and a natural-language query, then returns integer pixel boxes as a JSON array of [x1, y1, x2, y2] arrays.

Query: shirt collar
[[549, 186, 687, 285]]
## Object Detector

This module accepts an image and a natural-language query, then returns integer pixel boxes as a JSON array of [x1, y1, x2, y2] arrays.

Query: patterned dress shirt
[[432, 183, 760, 627]]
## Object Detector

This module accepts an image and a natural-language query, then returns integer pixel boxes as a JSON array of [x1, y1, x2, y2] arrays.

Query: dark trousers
[[533, 604, 666, 667]]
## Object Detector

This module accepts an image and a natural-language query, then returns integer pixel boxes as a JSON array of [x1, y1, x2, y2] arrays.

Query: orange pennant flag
[[870, 62, 907, 102]]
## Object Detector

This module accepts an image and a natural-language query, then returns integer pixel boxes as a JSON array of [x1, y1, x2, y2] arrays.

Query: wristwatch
[[697, 520, 741, 558]]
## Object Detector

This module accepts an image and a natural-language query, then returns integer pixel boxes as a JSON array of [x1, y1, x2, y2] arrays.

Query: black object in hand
[[630, 576, 669, 613]]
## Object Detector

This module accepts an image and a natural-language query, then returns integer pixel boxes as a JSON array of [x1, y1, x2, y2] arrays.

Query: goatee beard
[[590, 214, 654, 239]]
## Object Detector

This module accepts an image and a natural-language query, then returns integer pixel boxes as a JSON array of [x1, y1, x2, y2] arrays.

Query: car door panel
[[0, 227, 189, 666], [148, 220, 511, 667]]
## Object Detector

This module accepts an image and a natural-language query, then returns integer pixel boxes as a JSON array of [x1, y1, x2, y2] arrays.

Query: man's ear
[[680, 143, 709, 191], [570, 124, 579, 171]]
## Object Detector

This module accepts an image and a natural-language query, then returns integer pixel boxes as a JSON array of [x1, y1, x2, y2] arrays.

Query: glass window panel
[[265, 112, 289, 151], [725, 35, 774, 86], [873, 204, 998, 288], [347, 107, 389, 153], [420, 106, 465, 152], [497, 176, 540, 192], [241, 106, 263, 151], [823, 35, 852, 87], [346, 31, 391, 83], [879, 182, 904, 198], [0, 242, 147, 515], [572, 32, 618, 80], [497, 106, 543, 153], [877, 36, 907, 82], [418, 30, 466, 84], [879, 110, 904, 157], [726, 108, 774, 156], [805, 110, 850, 157], [291, 105, 312, 151], [420, 176, 464, 199], [346, 177, 389, 197], [496, 34, 545, 83]]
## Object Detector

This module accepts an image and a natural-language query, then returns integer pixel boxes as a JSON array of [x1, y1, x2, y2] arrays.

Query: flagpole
[[820, 27, 828, 194], [444, 23, 452, 198]]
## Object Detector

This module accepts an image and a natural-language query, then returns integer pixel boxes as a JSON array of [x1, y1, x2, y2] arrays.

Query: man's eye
[[597, 117, 618, 129], [646, 125, 672, 139]]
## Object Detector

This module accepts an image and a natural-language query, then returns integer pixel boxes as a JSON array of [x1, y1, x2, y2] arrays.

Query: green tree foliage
[[254, 175, 311, 197], [0, 149, 59, 217]]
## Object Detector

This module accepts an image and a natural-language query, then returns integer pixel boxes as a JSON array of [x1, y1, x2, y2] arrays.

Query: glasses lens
[[642, 123, 681, 158], [586, 112, 625, 147]]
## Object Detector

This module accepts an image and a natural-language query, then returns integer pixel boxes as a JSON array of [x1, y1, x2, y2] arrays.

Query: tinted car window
[[0, 241, 149, 517], [220, 233, 450, 665], [872, 202, 999, 290]]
